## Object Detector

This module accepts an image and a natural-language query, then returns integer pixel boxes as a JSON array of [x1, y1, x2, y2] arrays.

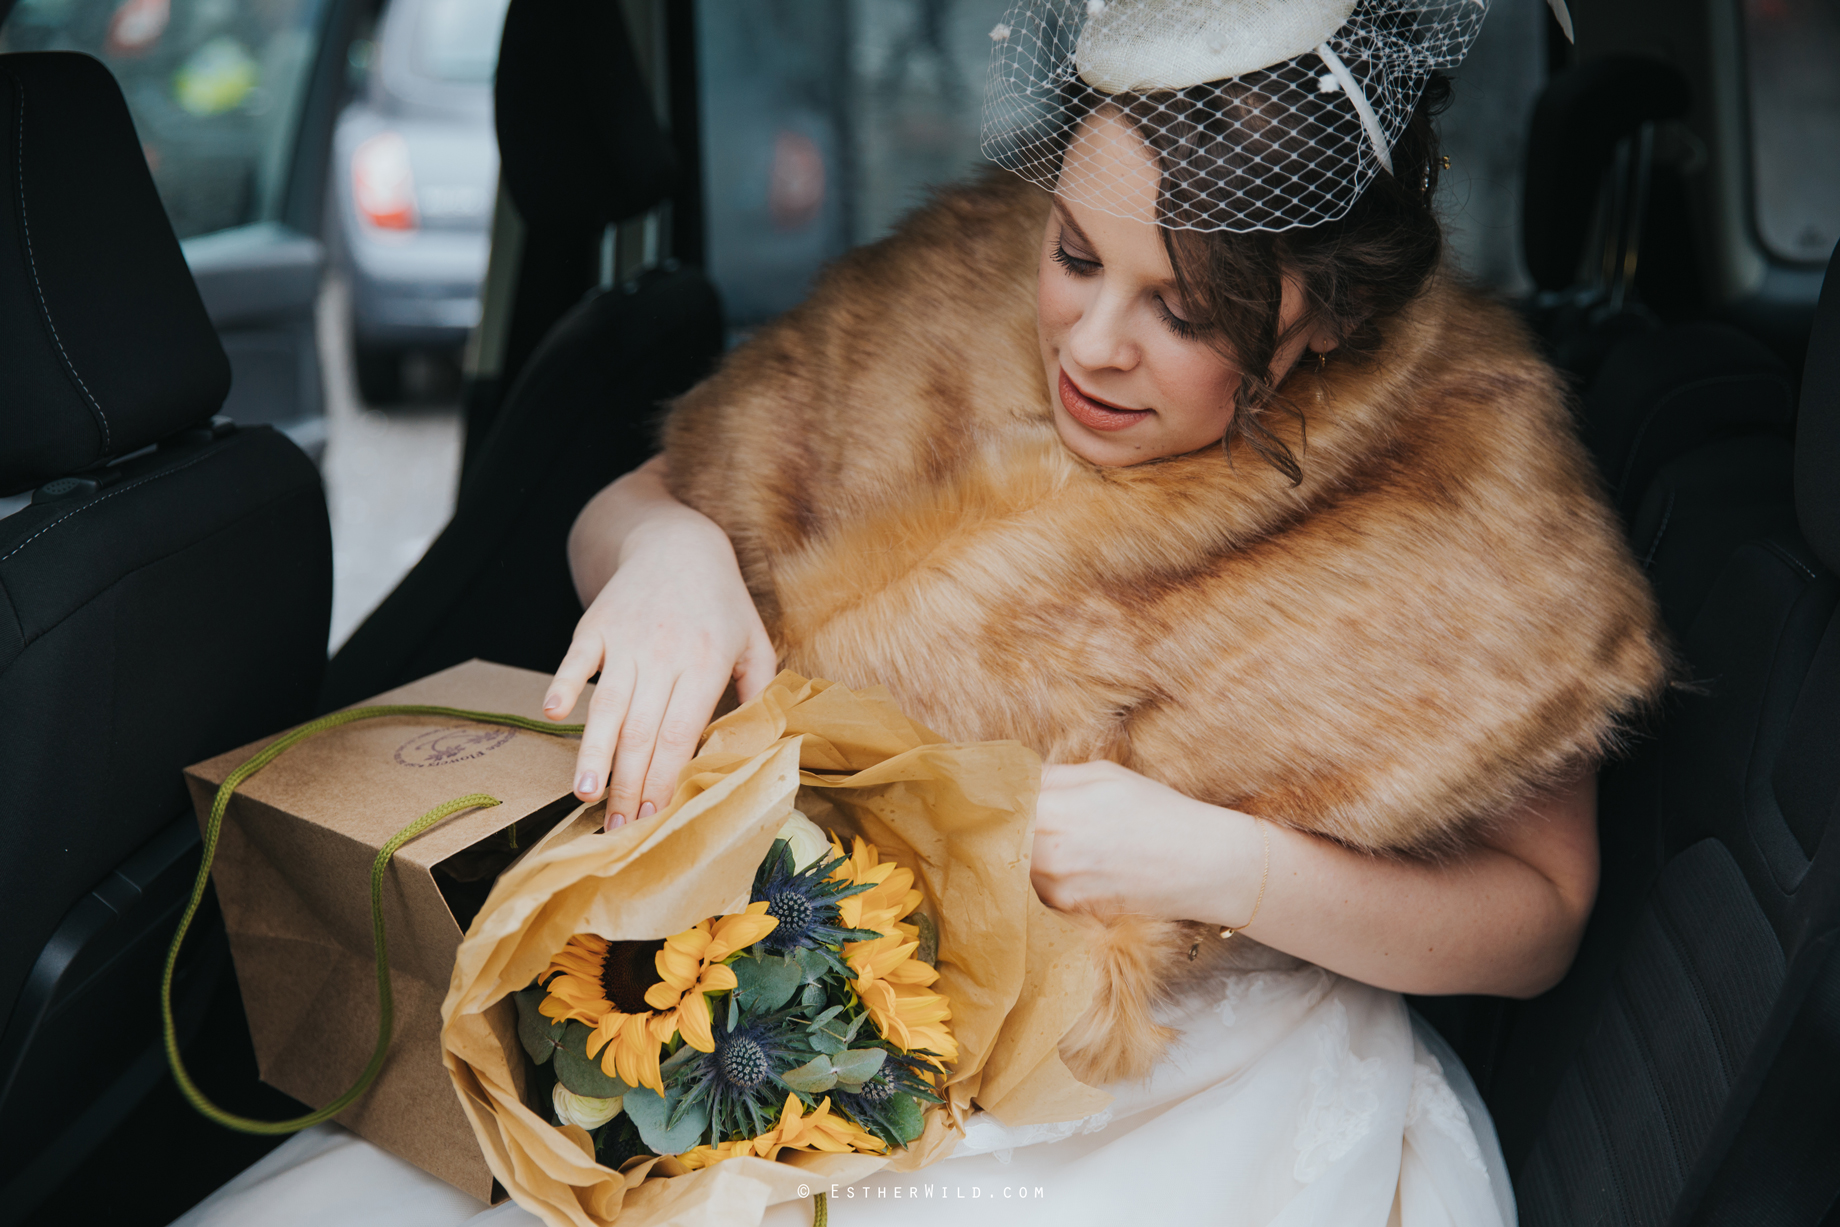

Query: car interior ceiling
[[1, 0, 1837, 1225]]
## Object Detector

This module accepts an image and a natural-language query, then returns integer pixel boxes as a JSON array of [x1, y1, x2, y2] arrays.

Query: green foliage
[[732, 953, 803, 1014], [624, 1084, 710, 1156], [553, 1021, 630, 1098], [513, 987, 568, 1065]]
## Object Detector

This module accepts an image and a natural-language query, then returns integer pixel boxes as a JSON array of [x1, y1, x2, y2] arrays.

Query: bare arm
[[1031, 761, 1599, 998], [545, 457, 777, 827]]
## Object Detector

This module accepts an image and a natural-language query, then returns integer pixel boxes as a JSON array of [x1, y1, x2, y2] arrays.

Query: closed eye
[[1050, 234, 1100, 277], [1156, 295, 1200, 341]]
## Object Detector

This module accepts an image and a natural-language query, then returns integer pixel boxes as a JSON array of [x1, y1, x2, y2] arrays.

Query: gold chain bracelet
[[1221, 817, 1270, 940]]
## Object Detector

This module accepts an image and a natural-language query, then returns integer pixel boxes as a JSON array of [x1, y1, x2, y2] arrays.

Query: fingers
[[573, 658, 633, 813], [638, 666, 732, 817], [545, 630, 605, 722], [604, 668, 680, 826]]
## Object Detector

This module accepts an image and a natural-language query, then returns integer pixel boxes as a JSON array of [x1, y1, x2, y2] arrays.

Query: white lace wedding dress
[[168, 963, 1514, 1227]]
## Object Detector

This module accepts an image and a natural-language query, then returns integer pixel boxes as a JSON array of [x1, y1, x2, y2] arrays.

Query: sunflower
[[846, 930, 958, 1065], [826, 838, 958, 1065], [540, 934, 679, 1093], [829, 836, 923, 938], [539, 904, 779, 1092], [662, 1093, 887, 1173], [645, 902, 780, 1052]]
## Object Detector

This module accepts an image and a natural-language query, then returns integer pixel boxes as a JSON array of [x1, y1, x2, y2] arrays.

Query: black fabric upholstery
[[1522, 55, 1693, 294], [470, 0, 682, 477], [493, 0, 673, 232], [0, 53, 230, 496], [1582, 323, 1797, 522], [0, 426, 331, 1033], [1796, 241, 1840, 574], [1478, 249, 1840, 1225], [322, 266, 723, 710]]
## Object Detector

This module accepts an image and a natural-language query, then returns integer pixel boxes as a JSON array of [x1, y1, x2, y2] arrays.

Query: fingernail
[[609, 813, 627, 829], [576, 770, 599, 796], [545, 694, 564, 712], [638, 801, 656, 820]]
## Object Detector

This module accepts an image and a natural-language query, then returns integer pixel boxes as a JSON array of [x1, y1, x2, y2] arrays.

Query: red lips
[[1057, 369, 1153, 432]]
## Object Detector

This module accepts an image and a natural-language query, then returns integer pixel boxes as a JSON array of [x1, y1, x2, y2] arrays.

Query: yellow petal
[[676, 991, 716, 1052]]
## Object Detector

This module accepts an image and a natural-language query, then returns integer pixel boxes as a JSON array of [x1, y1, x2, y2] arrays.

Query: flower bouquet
[[518, 818, 954, 1172], [441, 674, 1110, 1227]]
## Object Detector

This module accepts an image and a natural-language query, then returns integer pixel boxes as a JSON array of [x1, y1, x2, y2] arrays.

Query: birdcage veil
[[980, 0, 1490, 234]]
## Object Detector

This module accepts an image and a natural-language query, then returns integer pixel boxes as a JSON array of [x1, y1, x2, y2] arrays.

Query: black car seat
[[1470, 243, 1840, 1225], [1521, 55, 1699, 383], [0, 51, 331, 1220], [319, 0, 723, 710]]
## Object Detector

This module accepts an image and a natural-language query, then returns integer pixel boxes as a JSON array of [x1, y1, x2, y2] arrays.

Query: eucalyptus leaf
[[810, 1025, 846, 1055], [913, 913, 939, 967], [828, 1047, 887, 1092], [553, 1021, 629, 1098], [800, 981, 827, 1010], [623, 1085, 710, 1155], [885, 1092, 926, 1144], [513, 987, 568, 1066], [779, 1054, 839, 1094], [733, 954, 803, 1014], [808, 1004, 843, 1030], [793, 947, 832, 985], [841, 1012, 866, 1043]]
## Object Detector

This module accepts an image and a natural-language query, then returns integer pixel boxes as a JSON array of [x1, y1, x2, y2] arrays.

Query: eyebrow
[[1051, 200, 1098, 253], [1052, 199, 1187, 297]]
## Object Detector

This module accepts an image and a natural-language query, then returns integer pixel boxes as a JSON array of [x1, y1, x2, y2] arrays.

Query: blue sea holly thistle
[[666, 1007, 820, 1143], [750, 839, 880, 973]]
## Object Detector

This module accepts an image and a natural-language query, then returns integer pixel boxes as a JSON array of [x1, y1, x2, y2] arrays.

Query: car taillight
[[352, 131, 418, 231]]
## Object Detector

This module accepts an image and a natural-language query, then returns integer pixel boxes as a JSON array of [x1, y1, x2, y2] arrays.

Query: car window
[[697, 0, 1548, 327], [412, 0, 510, 85], [0, 0, 331, 240], [1742, 0, 1840, 265]]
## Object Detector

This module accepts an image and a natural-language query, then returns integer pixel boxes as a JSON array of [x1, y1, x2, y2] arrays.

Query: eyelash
[[1051, 234, 1202, 342]]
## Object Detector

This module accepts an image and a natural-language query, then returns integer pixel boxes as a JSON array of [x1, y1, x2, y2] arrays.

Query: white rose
[[778, 809, 834, 872], [552, 1083, 622, 1130]]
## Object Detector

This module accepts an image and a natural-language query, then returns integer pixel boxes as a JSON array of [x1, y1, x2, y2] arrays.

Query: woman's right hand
[[544, 462, 778, 829]]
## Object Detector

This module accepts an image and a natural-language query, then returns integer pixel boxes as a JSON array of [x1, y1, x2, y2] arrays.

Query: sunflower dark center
[[719, 1035, 771, 1090], [764, 887, 815, 942], [598, 939, 665, 1014]]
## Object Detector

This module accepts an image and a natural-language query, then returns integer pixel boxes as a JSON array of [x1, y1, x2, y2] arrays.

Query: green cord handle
[[161, 703, 583, 1135], [814, 1191, 828, 1226]]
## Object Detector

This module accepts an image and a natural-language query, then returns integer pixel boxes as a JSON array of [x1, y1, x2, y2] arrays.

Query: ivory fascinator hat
[[982, 0, 1574, 233]]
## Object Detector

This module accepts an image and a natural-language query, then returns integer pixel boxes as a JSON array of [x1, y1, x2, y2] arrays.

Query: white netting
[[981, 0, 1488, 234]]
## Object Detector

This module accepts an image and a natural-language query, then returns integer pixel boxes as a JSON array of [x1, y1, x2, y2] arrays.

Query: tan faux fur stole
[[663, 173, 1669, 1084]]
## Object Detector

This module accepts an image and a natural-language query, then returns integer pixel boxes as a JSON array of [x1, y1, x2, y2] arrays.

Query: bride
[[173, 2, 1656, 1224], [535, 1, 1662, 1223]]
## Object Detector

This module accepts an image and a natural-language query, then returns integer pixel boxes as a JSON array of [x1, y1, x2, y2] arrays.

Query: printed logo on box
[[394, 726, 516, 767]]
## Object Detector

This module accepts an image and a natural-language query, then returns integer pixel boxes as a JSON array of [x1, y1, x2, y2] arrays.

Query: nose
[[1063, 286, 1139, 374]]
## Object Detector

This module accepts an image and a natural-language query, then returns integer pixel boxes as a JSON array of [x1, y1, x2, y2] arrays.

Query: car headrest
[[0, 52, 230, 497], [1523, 55, 1693, 293], [494, 0, 676, 230], [1797, 240, 1840, 573]]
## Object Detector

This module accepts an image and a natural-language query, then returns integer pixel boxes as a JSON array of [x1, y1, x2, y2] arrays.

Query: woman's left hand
[[1032, 760, 1257, 918]]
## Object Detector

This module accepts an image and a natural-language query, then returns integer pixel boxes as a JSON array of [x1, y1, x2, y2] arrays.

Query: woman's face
[[1037, 109, 1331, 467]]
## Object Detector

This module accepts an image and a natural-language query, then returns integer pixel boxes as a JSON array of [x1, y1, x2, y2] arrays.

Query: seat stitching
[[0, 447, 226, 564], [13, 76, 112, 453], [1640, 490, 1676, 571], [1758, 539, 1818, 583]]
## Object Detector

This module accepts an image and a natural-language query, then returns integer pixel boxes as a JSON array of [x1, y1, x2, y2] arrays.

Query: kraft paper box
[[184, 659, 589, 1201]]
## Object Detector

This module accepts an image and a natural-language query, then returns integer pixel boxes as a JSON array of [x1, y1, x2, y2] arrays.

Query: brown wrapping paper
[[184, 659, 594, 1200], [441, 673, 1109, 1227]]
